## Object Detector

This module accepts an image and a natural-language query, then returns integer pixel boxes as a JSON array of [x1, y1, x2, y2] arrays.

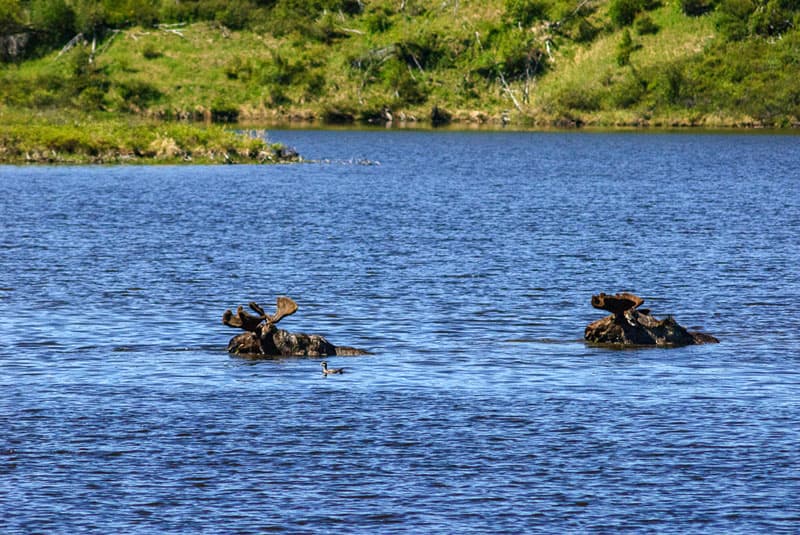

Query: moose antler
[[249, 301, 267, 318], [222, 305, 264, 332], [591, 292, 644, 317], [222, 296, 299, 332], [268, 296, 298, 324]]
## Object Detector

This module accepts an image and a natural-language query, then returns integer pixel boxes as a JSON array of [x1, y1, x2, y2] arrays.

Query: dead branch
[[498, 71, 523, 112], [57, 33, 86, 59]]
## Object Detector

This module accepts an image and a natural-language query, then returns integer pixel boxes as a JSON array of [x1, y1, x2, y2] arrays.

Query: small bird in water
[[321, 361, 344, 375]]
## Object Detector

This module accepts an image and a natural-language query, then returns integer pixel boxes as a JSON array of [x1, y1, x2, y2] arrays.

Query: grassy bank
[[2, 0, 799, 131], [0, 110, 298, 164]]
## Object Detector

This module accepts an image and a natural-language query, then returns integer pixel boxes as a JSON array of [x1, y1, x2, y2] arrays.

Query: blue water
[[1, 130, 799, 533]]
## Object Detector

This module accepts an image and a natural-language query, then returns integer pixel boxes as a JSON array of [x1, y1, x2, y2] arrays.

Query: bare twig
[[95, 29, 121, 57], [89, 34, 96, 63], [56, 33, 85, 59], [161, 28, 185, 38], [498, 71, 523, 112]]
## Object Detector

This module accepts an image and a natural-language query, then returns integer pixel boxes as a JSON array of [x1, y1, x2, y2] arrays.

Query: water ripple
[[1, 131, 799, 533]]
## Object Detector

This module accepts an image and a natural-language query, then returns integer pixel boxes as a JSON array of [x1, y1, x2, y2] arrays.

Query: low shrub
[[608, 73, 646, 108], [634, 14, 659, 35], [116, 79, 162, 108], [504, 0, 549, 27], [142, 43, 163, 60], [715, 0, 756, 40], [609, 0, 645, 27], [556, 84, 602, 111], [680, 0, 717, 16], [210, 98, 240, 122], [616, 29, 641, 66], [321, 106, 356, 124]]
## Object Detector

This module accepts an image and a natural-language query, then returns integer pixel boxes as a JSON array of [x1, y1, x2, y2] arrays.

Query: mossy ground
[[0, 109, 295, 164]]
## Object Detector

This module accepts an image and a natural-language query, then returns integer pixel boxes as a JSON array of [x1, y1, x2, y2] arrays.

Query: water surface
[[1, 130, 799, 533]]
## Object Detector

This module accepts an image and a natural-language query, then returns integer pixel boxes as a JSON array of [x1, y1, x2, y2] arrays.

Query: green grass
[[2, 0, 799, 131], [0, 109, 295, 164]]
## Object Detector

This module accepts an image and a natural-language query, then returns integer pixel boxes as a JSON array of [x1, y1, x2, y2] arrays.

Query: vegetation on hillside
[[2, 0, 799, 128]]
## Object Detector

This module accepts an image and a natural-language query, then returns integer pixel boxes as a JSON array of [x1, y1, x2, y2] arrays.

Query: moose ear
[[269, 296, 298, 324]]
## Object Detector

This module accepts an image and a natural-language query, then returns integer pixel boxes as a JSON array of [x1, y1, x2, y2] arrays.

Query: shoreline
[[3, 110, 798, 166], [176, 105, 800, 131]]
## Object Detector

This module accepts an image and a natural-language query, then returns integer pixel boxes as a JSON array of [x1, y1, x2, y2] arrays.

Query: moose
[[222, 296, 367, 357], [585, 292, 718, 347]]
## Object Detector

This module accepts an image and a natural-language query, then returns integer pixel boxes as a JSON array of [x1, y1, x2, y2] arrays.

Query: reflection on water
[[1, 130, 799, 533]]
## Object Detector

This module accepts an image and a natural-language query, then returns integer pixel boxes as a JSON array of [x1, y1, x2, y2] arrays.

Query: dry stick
[[566, 0, 593, 22], [56, 33, 85, 59], [89, 34, 96, 63], [161, 28, 186, 38], [498, 71, 523, 112], [525, 46, 547, 104], [472, 25, 523, 112], [524, 64, 531, 104], [95, 29, 120, 57], [409, 52, 424, 73]]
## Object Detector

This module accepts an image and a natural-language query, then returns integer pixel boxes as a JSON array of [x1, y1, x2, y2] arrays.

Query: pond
[[1, 129, 799, 533]]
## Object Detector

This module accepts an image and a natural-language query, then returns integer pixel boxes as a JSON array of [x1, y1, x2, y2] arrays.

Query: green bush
[[215, 1, 259, 30], [142, 43, 163, 59], [75, 85, 108, 110], [609, 0, 645, 27], [337, 0, 364, 15], [679, 0, 716, 16], [116, 79, 162, 108], [321, 105, 356, 124], [396, 27, 456, 71], [474, 28, 548, 81], [648, 62, 694, 106], [504, 0, 549, 27], [715, 0, 756, 40], [556, 85, 602, 111], [634, 13, 659, 34], [749, 0, 793, 36], [364, 5, 394, 33], [569, 18, 602, 42], [259, 0, 361, 36], [616, 29, 641, 66], [71, 0, 107, 34], [262, 86, 286, 106], [0, 0, 24, 33], [302, 72, 326, 102], [103, 0, 160, 28], [210, 98, 239, 122], [379, 58, 427, 105], [608, 73, 646, 108], [305, 11, 351, 43], [257, 49, 310, 86], [30, 0, 76, 43]]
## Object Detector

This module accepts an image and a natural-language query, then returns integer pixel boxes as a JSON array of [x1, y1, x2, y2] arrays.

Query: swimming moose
[[222, 296, 367, 357]]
